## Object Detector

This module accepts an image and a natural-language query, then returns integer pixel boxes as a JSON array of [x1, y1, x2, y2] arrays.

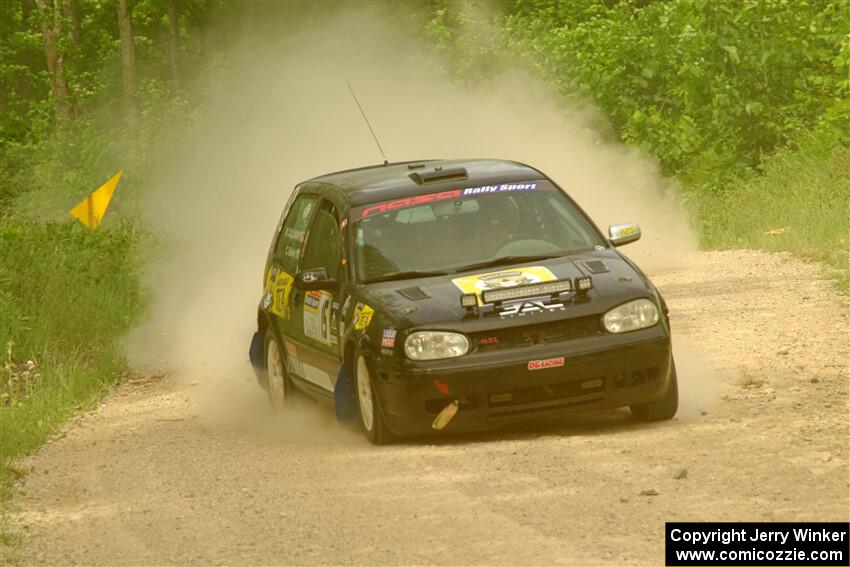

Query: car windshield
[[350, 180, 606, 283]]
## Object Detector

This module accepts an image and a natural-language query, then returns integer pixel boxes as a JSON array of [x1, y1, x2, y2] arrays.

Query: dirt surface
[[6, 250, 849, 566]]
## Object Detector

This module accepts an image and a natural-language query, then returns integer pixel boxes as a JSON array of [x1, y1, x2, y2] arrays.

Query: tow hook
[[432, 399, 459, 431]]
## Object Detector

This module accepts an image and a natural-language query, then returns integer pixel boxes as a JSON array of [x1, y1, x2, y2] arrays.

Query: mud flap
[[334, 363, 357, 423], [249, 330, 267, 387], [249, 330, 265, 369]]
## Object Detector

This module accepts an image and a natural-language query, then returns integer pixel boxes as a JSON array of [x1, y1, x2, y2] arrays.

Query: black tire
[[630, 360, 679, 421], [352, 349, 394, 445], [264, 330, 292, 410]]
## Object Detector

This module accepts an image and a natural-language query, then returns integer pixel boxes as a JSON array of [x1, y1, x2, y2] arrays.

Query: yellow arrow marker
[[69, 170, 123, 229]]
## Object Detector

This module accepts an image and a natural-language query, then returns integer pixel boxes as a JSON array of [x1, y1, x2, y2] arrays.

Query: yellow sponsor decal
[[263, 267, 295, 319], [452, 266, 557, 305], [619, 225, 638, 236], [352, 302, 375, 331]]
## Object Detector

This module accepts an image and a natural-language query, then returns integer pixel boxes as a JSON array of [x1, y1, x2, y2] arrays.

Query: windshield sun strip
[[351, 180, 547, 220]]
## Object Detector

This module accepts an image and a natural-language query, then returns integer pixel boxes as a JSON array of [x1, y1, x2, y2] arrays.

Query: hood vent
[[582, 260, 609, 274], [397, 286, 430, 301]]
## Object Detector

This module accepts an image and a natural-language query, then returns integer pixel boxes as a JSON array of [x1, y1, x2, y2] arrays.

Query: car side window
[[301, 201, 341, 279], [274, 194, 318, 273]]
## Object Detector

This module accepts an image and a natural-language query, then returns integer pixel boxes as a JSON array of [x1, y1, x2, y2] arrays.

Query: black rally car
[[249, 159, 677, 443]]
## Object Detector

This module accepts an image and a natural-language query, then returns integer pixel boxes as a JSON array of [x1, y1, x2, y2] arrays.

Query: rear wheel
[[355, 353, 393, 445], [265, 332, 291, 410], [630, 360, 678, 421]]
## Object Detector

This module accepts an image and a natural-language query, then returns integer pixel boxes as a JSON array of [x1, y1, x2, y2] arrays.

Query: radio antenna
[[347, 83, 388, 166]]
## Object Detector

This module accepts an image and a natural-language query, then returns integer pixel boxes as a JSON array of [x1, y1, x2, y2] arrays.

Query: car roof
[[304, 159, 548, 207]]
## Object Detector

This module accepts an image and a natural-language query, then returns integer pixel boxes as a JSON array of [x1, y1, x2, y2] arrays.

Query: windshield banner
[[352, 180, 546, 220]]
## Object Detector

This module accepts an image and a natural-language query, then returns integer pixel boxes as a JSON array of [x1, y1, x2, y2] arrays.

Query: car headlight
[[603, 298, 660, 333], [404, 331, 469, 360]]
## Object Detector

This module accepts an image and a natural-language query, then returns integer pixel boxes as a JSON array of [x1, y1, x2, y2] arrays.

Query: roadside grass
[[692, 130, 849, 293], [0, 219, 144, 531], [0, 354, 127, 496]]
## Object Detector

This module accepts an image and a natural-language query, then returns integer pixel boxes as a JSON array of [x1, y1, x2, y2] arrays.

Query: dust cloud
[[126, 9, 707, 436], [672, 340, 729, 419]]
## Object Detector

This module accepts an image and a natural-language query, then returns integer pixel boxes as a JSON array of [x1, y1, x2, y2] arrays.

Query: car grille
[[469, 315, 603, 351], [486, 366, 660, 417], [488, 376, 605, 408], [422, 366, 661, 415]]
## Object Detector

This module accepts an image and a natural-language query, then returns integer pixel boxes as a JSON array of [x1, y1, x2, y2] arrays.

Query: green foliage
[[0, 219, 145, 500], [522, 0, 847, 181], [0, 220, 145, 355], [0, 0, 205, 217], [4, 90, 200, 221], [0, 1, 48, 145], [421, 0, 849, 291], [694, 127, 850, 292], [427, 0, 849, 189], [423, 1, 515, 80]]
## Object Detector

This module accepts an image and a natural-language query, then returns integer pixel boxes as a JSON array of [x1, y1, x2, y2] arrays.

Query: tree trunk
[[116, 0, 137, 122], [167, 0, 182, 90], [63, 0, 81, 47], [200, 0, 217, 66], [35, 0, 74, 122], [240, 0, 255, 38], [21, 0, 33, 28]]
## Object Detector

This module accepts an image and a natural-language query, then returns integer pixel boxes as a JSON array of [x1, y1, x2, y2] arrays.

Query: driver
[[475, 195, 521, 256]]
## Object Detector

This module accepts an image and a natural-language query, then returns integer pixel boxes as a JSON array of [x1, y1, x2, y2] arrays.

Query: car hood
[[356, 249, 656, 332]]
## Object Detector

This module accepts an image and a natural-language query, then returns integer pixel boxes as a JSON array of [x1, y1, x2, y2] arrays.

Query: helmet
[[477, 195, 520, 241]]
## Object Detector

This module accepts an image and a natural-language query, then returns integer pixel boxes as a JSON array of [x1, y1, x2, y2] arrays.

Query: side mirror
[[295, 268, 337, 291], [608, 223, 641, 247]]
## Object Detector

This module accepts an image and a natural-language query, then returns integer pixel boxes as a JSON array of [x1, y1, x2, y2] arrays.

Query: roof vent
[[409, 167, 468, 185], [407, 163, 426, 170]]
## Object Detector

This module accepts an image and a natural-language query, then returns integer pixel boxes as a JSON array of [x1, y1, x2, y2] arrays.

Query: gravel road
[[6, 250, 849, 566]]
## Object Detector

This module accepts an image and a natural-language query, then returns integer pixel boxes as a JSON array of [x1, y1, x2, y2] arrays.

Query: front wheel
[[265, 331, 291, 410], [354, 353, 393, 445], [630, 360, 679, 421]]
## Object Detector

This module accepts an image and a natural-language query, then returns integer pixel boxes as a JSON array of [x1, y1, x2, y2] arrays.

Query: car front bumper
[[374, 326, 672, 436]]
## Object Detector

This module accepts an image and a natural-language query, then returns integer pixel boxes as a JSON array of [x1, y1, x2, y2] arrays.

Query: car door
[[266, 192, 319, 387], [287, 198, 344, 397]]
